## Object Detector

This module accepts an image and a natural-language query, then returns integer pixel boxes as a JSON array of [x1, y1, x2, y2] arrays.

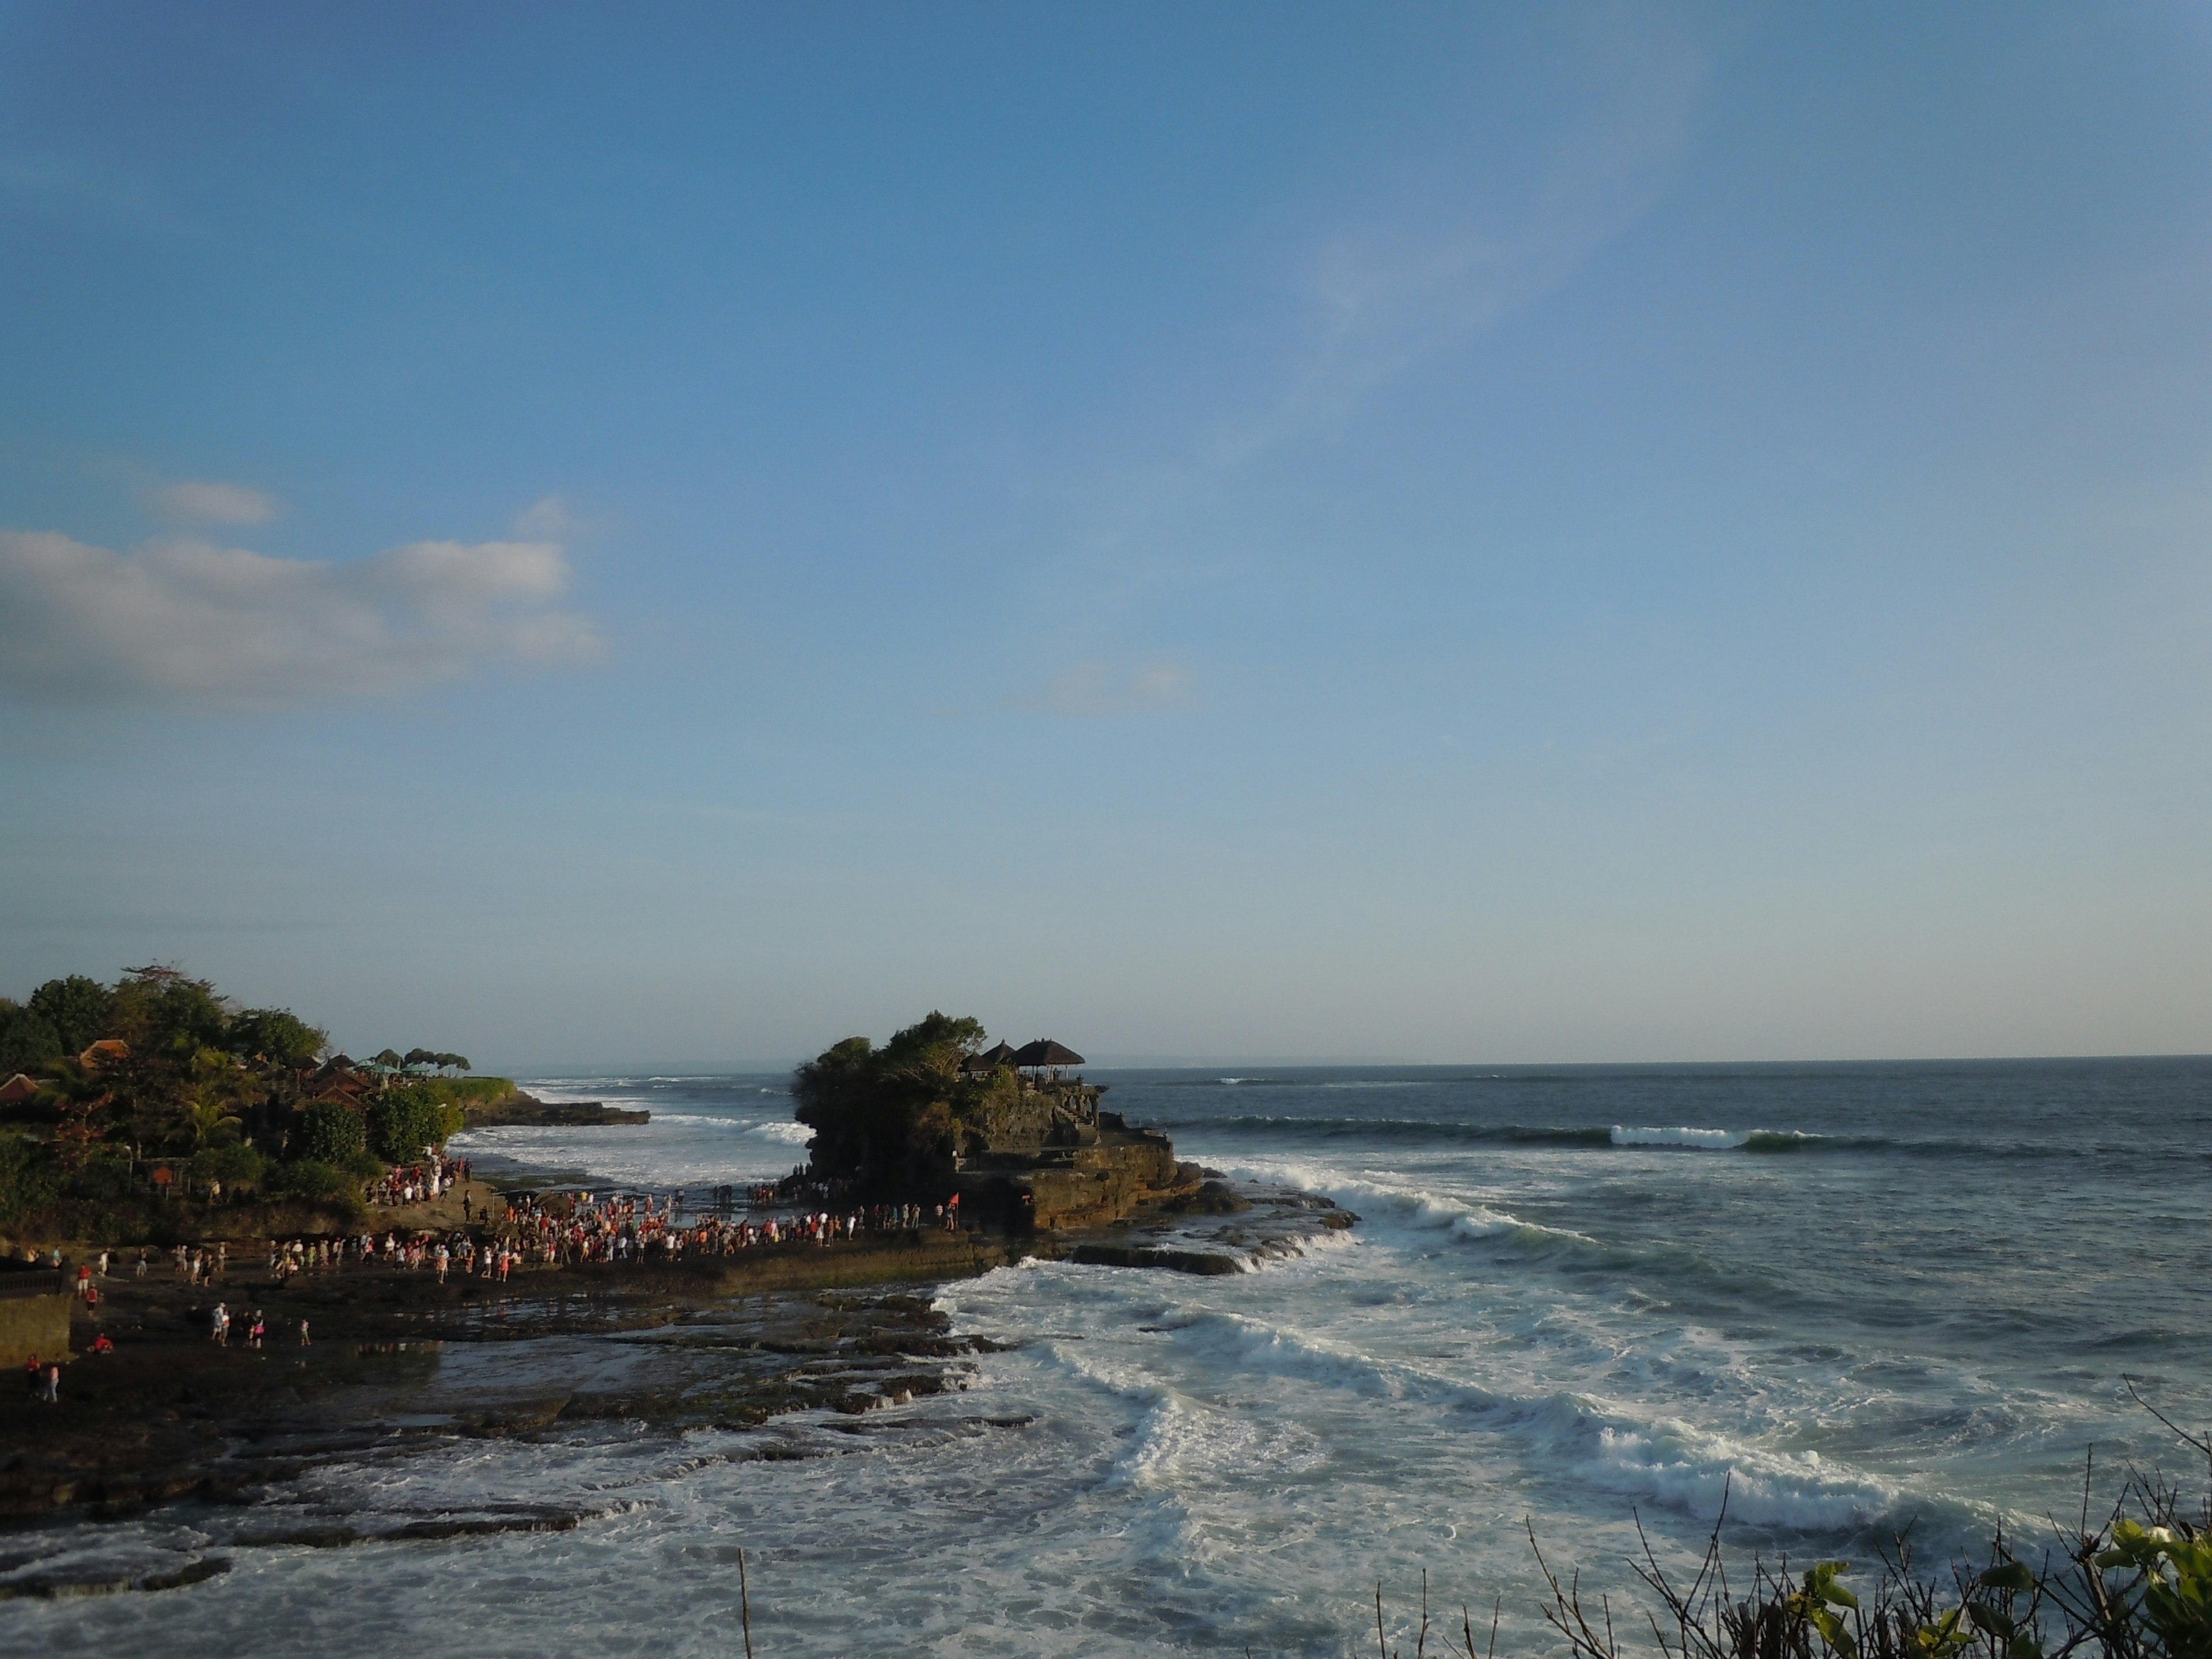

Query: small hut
[[961, 1040, 1020, 1075], [1012, 1039, 1084, 1075]]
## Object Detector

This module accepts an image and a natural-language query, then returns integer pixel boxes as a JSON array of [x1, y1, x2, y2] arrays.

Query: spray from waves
[[747, 1121, 813, 1145], [1238, 1223, 1365, 1273]]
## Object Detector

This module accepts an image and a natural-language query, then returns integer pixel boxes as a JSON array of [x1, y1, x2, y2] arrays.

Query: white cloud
[[0, 528, 601, 707], [513, 494, 577, 539], [150, 480, 283, 526]]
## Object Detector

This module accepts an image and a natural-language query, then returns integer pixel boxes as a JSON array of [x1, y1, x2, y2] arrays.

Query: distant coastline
[[454, 1089, 649, 1128]]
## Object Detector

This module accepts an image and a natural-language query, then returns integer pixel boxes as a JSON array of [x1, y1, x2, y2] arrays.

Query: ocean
[[8, 1058, 2208, 1656]]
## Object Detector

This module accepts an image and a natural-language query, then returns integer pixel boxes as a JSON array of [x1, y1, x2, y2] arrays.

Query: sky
[[2, 3, 2209, 1069]]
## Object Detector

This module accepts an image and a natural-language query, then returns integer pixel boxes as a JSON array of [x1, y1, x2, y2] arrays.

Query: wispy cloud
[[0, 527, 601, 707], [1018, 14, 1710, 631], [149, 479, 283, 527], [1218, 17, 1707, 464]]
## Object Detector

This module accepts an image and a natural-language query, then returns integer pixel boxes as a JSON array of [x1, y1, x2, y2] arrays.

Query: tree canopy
[[792, 1012, 1016, 1197], [26, 974, 111, 1054], [0, 965, 498, 1229]]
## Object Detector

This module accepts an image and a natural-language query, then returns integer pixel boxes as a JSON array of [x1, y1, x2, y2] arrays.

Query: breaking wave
[[746, 1121, 814, 1145], [1095, 1305, 1911, 1532], [1609, 1126, 1873, 1153]]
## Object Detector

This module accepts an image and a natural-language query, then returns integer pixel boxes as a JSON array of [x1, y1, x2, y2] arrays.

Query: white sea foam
[[1201, 1154, 1603, 1253], [747, 1120, 813, 1144], [1611, 1124, 1748, 1149], [1581, 1420, 1901, 1529]]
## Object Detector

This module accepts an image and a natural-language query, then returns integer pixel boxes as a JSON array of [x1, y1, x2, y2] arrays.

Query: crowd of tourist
[[9, 1178, 972, 1400], [491, 1188, 963, 1267], [367, 1156, 472, 1207], [172, 1184, 971, 1294]]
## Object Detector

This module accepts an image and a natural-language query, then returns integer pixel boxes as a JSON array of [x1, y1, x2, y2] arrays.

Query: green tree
[[182, 1047, 254, 1145], [366, 1085, 463, 1163], [292, 1100, 367, 1165], [0, 1004, 62, 1074], [110, 965, 231, 1056], [0, 1133, 60, 1227], [792, 1011, 986, 1197], [229, 1007, 326, 1069], [28, 975, 112, 1054]]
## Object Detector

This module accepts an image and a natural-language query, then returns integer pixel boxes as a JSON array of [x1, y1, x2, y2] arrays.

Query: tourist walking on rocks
[[40, 1363, 59, 1403], [23, 1355, 40, 1397], [213, 1302, 230, 1345]]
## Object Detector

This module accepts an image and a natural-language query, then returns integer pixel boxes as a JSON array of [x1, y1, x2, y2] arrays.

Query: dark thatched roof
[[961, 1040, 1021, 1074], [1012, 1039, 1084, 1069]]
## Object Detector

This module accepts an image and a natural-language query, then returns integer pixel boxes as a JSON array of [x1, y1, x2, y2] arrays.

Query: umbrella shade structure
[[961, 1040, 1021, 1074], [1012, 1039, 1085, 1070]]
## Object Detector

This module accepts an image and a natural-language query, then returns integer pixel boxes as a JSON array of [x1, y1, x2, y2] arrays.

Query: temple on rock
[[951, 1040, 1195, 1231]]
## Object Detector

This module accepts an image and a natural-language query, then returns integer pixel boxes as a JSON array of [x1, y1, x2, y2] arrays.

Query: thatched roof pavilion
[[961, 1040, 1021, 1074]]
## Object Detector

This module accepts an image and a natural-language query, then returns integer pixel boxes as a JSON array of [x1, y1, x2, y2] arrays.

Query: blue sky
[[3, 4, 2209, 1067]]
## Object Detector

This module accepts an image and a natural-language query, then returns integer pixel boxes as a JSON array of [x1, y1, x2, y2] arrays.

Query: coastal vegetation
[[792, 1011, 1020, 1198], [0, 965, 500, 1239]]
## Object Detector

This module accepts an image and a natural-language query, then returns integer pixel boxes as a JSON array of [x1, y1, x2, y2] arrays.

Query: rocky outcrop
[[459, 1092, 649, 1127], [954, 1130, 1201, 1232]]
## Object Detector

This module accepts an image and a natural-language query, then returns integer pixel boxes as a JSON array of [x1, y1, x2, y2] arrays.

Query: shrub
[[189, 1141, 267, 1191], [268, 1159, 358, 1203], [366, 1085, 464, 1163], [294, 1100, 367, 1165]]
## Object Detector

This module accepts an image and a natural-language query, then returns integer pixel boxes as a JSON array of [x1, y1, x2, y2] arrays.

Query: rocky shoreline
[[0, 1181, 1354, 1594]]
